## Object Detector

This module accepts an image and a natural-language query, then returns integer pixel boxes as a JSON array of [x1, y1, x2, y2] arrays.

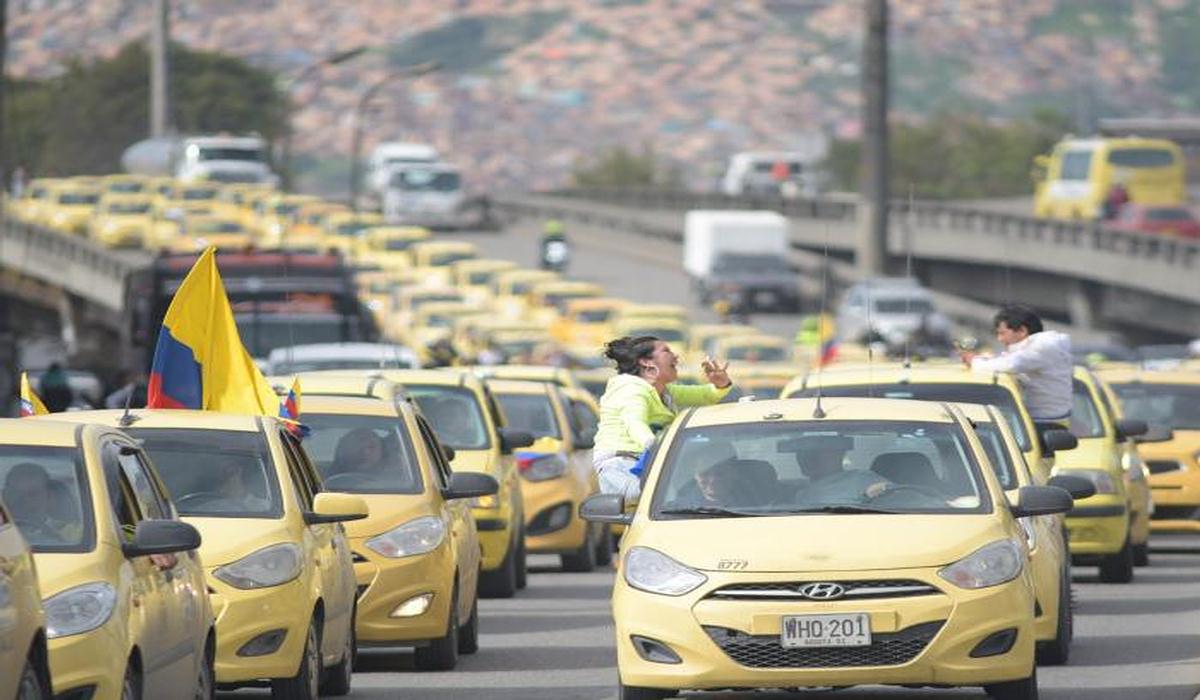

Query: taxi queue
[[4, 174, 1200, 700]]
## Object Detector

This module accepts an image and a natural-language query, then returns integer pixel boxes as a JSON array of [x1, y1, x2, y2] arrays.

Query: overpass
[[497, 189, 1200, 343]]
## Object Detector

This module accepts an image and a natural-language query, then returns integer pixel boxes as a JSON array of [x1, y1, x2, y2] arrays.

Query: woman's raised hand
[[701, 356, 732, 389]]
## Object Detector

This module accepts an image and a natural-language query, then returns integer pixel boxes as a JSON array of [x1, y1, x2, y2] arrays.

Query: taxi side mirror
[[1116, 419, 1148, 441], [575, 428, 596, 450], [580, 493, 632, 525], [1011, 485, 1074, 519], [1135, 423, 1174, 444], [499, 428, 534, 454], [305, 493, 369, 525], [1046, 474, 1096, 500], [442, 444, 457, 462], [1041, 429, 1077, 455], [123, 520, 201, 558], [444, 472, 499, 500]]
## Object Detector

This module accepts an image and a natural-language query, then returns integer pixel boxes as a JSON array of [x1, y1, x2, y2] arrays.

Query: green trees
[[571, 145, 682, 189], [4, 42, 289, 177]]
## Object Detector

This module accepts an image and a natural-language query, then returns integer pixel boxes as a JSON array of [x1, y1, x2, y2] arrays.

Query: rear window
[[1069, 379, 1106, 439], [496, 393, 562, 440], [0, 446, 95, 552], [1059, 150, 1092, 181], [303, 414, 423, 494], [1108, 149, 1174, 168], [130, 429, 283, 518], [973, 423, 1021, 490], [407, 385, 491, 450]]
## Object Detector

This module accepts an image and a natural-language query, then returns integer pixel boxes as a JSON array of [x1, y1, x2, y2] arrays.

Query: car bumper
[[613, 569, 1035, 691], [472, 506, 513, 571], [48, 622, 126, 700], [351, 541, 456, 645], [1026, 547, 1061, 643], [1064, 501, 1128, 556], [208, 575, 313, 684], [522, 477, 591, 554]]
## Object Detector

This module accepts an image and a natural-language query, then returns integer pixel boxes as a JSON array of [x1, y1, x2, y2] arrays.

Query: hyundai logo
[[798, 582, 846, 600]]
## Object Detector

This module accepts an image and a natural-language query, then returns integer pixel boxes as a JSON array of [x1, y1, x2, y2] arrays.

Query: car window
[[1109, 383, 1200, 431], [130, 428, 283, 518], [114, 446, 170, 520], [651, 420, 989, 518], [280, 433, 320, 509], [571, 399, 599, 439], [973, 423, 1021, 490], [406, 385, 491, 449], [303, 413, 423, 494], [0, 446, 94, 552], [1070, 379, 1106, 439], [496, 393, 562, 440], [415, 417, 452, 490]]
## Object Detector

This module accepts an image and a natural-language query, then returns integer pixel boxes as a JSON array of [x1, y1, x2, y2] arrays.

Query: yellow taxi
[[391, 288, 468, 341], [615, 303, 689, 325], [576, 366, 617, 399], [5, 419, 214, 700], [169, 216, 253, 253], [409, 302, 483, 348], [529, 280, 604, 313], [451, 259, 518, 304], [471, 364, 582, 391], [353, 226, 432, 272], [611, 316, 689, 348], [288, 202, 349, 241], [491, 269, 561, 316], [12, 178, 59, 223], [321, 213, 384, 255], [0, 499, 51, 699], [411, 241, 478, 269], [377, 369, 533, 597], [549, 297, 629, 347], [255, 194, 322, 245], [684, 323, 758, 360], [100, 174, 149, 197], [212, 182, 274, 221], [712, 334, 793, 364], [42, 183, 101, 235], [485, 379, 609, 571], [958, 403, 1090, 666], [725, 364, 797, 401], [581, 397, 1072, 700], [88, 194, 156, 248], [298, 390, 498, 670], [50, 410, 365, 698], [153, 183, 220, 216], [1095, 367, 1200, 532]]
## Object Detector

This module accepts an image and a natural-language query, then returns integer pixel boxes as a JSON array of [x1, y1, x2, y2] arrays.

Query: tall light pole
[[1, 0, 9, 193], [349, 61, 438, 213], [280, 46, 369, 190], [150, 0, 170, 138], [857, 0, 889, 276]]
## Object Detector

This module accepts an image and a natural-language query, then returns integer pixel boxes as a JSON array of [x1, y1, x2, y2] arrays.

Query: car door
[[101, 440, 186, 699], [0, 500, 36, 696], [480, 385, 521, 519], [279, 431, 354, 661], [415, 415, 478, 602]]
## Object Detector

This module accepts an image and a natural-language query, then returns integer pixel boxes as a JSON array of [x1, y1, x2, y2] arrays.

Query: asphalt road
[[217, 536, 1200, 700]]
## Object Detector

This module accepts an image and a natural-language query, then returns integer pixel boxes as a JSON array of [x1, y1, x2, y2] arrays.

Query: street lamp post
[[349, 61, 438, 214], [280, 46, 369, 190]]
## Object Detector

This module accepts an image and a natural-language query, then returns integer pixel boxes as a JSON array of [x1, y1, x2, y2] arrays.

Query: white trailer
[[683, 210, 789, 279]]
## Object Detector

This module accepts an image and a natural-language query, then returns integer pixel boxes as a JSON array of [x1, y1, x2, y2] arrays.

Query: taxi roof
[[472, 365, 571, 383], [1092, 366, 1200, 385], [566, 296, 627, 311], [413, 240, 477, 252], [288, 374, 405, 399], [483, 378, 553, 395], [453, 258, 516, 271], [802, 363, 1017, 388], [373, 368, 484, 390], [0, 419, 86, 447], [685, 397, 958, 428], [39, 409, 264, 432], [302, 394, 398, 417], [717, 334, 789, 347]]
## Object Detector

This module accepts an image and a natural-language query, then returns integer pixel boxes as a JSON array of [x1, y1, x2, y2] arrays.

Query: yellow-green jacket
[[595, 373, 730, 454]]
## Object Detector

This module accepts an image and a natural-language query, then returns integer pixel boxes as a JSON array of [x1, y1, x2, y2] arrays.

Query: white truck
[[366, 141, 440, 200], [684, 210, 801, 312], [381, 161, 466, 229], [121, 135, 279, 186]]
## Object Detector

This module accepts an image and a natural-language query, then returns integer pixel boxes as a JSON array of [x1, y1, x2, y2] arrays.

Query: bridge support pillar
[[1065, 281, 1100, 331]]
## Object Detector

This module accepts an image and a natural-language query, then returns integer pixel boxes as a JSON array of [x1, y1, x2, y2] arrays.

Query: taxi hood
[[449, 448, 496, 476], [342, 493, 434, 540], [33, 553, 111, 597], [632, 514, 1010, 573], [1138, 429, 1200, 460], [1055, 438, 1119, 472], [185, 517, 298, 568]]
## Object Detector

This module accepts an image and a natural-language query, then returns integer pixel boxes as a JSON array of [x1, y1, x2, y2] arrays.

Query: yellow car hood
[[1139, 430, 1200, 461], [1055, 438, 1118, 472], [451, 449, 497, 476], [343, 493, 434, 540], [634, 515, 1007, 573], [33, 552, 110, 597], [186, 517, 297, 568]]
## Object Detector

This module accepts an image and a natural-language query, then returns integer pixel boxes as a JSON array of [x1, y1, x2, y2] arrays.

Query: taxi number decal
[[716, 559, 748, 570]]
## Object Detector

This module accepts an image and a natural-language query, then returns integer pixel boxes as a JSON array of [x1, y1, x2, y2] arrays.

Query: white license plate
[[780, 613, 872, 648]]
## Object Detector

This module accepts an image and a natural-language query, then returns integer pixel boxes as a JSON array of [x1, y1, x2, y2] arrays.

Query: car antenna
[[813, 222, 831, 419], [118, 383, 140, 427], [902, 184, 915, 369]]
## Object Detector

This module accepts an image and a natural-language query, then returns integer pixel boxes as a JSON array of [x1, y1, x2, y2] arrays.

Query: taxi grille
[[351, 552, 369, 563], [703, 620, 944, 669], [1146, 460, 1183, 475], [1152, 505, 1200, 521], [706, 579, 940, 602]]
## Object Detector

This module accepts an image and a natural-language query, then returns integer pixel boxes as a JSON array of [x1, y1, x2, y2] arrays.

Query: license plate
[[780, 613, 872, 648]]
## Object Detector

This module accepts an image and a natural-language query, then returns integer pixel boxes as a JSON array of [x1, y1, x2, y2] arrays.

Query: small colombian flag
[[19, 373, 49, 417], [279, 378, 309, 438]]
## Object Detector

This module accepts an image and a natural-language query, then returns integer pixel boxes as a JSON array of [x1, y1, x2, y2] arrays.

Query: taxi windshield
[[1069, 379, 1105, 439], [130, 429, 283, 518], [406, 385, 491, 450], [431, 252, 474, 267], [1109, 383, 1200, 431], [303, 414, 423, 494], [496, 393, 562, 440], [796, 383, 1031, 451], [726, 345, 787, 362], [652, 420, 989, 518], [972, 423, 1021, 490], [0, 447, 94, 552], [576, 309, 613, 323]]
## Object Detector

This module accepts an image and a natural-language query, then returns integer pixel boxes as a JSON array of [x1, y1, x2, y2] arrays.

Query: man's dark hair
[[994, 304, 1043, 334]]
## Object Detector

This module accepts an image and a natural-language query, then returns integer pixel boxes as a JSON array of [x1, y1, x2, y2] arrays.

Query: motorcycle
[[540, 236, 571, 272]]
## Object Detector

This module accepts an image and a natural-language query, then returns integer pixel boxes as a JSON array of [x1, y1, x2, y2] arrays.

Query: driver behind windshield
[[333, 428, 393, 475], [213, 457, 269, 512], [3, 462, 81, 545], [787, 435, 892, 506]]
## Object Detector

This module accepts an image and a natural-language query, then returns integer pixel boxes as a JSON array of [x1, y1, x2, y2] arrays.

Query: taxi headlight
[[624, 546, 707, 597], [214, 543, 302, 589], [44, 582, 117, 639], [1018, 518, 1037, 551], [364, 516, 445, 558], [1066, 469, 1118, 495], [938, 539, 1024, 590], [471, 494, 500, 509]]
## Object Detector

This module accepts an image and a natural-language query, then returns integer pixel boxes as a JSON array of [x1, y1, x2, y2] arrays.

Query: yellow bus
[[1033, 137, 1185, 220]]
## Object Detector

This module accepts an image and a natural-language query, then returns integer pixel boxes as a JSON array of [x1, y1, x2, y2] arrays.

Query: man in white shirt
[[959, 305, 1073, 423]]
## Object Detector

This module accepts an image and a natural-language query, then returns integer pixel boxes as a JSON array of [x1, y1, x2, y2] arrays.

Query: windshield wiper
[[786, 504, 903, 515], [659, 506, 763, 518]]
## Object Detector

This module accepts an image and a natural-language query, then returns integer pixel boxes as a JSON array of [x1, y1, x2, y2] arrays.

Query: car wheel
[[16, 655, 48, 700], [479, 533, 518, 598], [1036, 570, 1072, 666], [561, 524, 598, 572], [414, 587, 460, 671], [985, 668, 1039, 700], [121, 662, 143, 700], [619, 683, 673, 700], [515, 528, 528, 590], [457, 594, 480, 655], [1098, 536, 1134, 584], [271, 619, 320, 700], [194, 641, 215, 700], [318, 608, 354, 696], [1133, 541, 1150, 567], [594, 525, 613, 566]]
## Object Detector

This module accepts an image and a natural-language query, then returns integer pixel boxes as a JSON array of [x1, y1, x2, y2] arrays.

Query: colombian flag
[[146, 247, 279, 414], [816, 313, 838, 367], [19, 373, 48, 416], [279, 378, 310, 437]]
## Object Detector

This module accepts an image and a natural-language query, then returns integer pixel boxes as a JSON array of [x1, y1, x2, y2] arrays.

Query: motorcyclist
[[540, 219, 570, 272]]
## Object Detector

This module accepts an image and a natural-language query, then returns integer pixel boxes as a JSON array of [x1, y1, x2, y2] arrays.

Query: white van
[[720, 150, 828, 198], [382, 162, 465, 229], [367, 142, 440, 197]]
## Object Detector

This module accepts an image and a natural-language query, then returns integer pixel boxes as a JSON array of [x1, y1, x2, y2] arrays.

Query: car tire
[[561, 524, 598, 572], [985, 668, 1039, 700], [1036, 569, 1072, 666], [594, 525, 613, 566], [121, 662, 143, 700], [1098, 536, 1135, 584], [272, 619, 320, 700], [457, 595, 480, 655], [619, 683, 673, 700], [414, 587, 460, 671], [194, 640, 216, 700], [1133, 541, 1150, 567], [16, 655, 49, 700], [479, 533, 518, 598], [318, 609, 354, 696], [515, 529, 528, 590]]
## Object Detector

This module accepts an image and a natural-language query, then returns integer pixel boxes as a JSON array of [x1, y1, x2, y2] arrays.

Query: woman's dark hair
[[604, 336, 660, 375], [993, 304, 1043, 334]]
